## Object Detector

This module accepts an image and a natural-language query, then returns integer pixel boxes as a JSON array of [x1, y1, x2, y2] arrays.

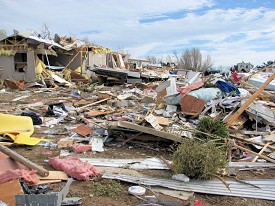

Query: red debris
[[72, 143, 92, 153], [194, 200, 204, 206], [48, 157, 100, 180], [0, 169, 39, 185], [177, 80, 204, 95], [73, 125, 93, 137]]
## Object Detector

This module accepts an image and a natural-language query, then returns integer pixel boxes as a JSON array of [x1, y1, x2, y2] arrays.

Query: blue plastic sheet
[[215, 80, 240, 96]]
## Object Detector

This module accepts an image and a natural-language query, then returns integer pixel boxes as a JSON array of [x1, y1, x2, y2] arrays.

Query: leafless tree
[[82, 36, 90, 44], [173, 48, 213, 72], [146, 56, 161, 64], [40, 24, 51, 39], [166, 55, 174, 64]]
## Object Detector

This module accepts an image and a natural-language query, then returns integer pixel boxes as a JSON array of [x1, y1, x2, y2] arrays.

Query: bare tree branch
[[176, 48, 213, 72]]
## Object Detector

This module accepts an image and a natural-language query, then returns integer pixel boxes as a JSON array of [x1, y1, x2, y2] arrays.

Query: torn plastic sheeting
[[0, 113, 47, 146], [188, 88, 222, 103]]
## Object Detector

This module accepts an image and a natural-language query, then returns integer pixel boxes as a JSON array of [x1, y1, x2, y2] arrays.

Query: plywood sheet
[[180, 95, 205, 116], [0, 179, 24, 206]]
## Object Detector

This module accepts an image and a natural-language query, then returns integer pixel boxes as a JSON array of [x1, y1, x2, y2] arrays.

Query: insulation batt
[[49, 157, 99, 180], [0, 169, 38, 185], [72, 143, 92, 153]]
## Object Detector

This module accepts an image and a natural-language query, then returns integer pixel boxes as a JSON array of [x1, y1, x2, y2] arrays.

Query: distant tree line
[[146, 47, 213, 72]]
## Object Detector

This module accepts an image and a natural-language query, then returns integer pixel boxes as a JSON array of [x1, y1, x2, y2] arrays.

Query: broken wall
[[0, 51, 36, 82], [49, 50, 82, 70], [88, 52, 107, 67]]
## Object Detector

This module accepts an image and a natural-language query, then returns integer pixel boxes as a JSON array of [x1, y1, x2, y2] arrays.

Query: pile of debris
[[1, 30, 275, 205]]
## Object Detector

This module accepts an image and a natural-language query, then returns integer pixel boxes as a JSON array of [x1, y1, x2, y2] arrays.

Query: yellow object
[[0, 113, 47, 146], [35, 55, 47, 79], [63, 69, 71, 81], [75, 67, 81, 74]]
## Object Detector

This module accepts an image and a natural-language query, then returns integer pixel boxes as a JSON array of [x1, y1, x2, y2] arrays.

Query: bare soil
[[1, 87, 275, 206]]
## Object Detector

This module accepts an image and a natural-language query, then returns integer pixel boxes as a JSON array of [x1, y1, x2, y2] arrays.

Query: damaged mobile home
[[2, 28, 275, 205]]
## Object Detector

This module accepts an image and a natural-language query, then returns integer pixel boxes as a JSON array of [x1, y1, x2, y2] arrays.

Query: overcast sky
[[1, 0, 275, 67]]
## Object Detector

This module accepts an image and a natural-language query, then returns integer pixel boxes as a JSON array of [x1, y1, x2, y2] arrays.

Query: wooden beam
[[65, 51, 80, 68], [234, 144, 275, 164], [230, 134, 275, 150], [0, 144, 49, 177], [76, 98, 110, 112], [226, 72, 275, 126], [114, 121, 183, 142], [252, 142, 271, 162]]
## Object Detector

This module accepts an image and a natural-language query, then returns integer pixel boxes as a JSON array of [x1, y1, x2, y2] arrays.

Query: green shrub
[[173, 139, 227, 180]]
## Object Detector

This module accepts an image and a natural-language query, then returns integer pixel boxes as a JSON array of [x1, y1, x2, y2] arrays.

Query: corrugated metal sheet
[[80, 157, 169, 170], [102, 173, 275, 201], [230, 161, 275, 169]]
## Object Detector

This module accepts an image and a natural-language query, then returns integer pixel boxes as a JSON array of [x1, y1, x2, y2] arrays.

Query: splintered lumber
[[77, 98, 110, 111], [252, 142, 271, 162], [65, 51, 80, 68], [114, 121, 183, 142], [226, 72, 275, 126], [230, 134, 275, 150], [234, 144, 275, 164], [0, 144, 49, 177], [86, 108, 123, 118]]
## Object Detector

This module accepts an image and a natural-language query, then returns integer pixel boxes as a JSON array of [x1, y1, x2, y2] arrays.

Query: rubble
[[1, 29, 275, 205]]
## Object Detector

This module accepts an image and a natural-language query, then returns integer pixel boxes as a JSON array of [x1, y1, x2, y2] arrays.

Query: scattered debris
[[1, 29, 275, 205], [48, 157, 100, 180]]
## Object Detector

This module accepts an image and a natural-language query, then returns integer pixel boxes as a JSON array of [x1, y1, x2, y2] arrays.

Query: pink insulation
[[0, 169, 39, 185], [48, 157, 100, 180], [72, 143, 92, 153]]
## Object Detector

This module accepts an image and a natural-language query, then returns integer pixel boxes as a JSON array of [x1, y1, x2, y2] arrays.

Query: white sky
[[1, 0, 275, 67]]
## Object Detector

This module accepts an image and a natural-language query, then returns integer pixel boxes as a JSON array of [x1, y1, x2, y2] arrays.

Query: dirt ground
[[1, 87, 275, 206]]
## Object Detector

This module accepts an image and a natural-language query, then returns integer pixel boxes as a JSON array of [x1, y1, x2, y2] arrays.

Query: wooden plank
[[234, 144, 275, 164], [155, 116, 169, 126], [229, 115, 248, 130], [116, 121, 183, 142], [226, 72, 275, 126], [77, 98, 110, 111], [180, 95, 205, 116], [37, 171, 68, 181], [230, 134, 275, 150], [85, 109, 122, 118], [0, 180, 24, 206], [73, 125, 93, 137], [0, 144, 49, 177], [252, 142, 271, 162], [156, 89, 166, 105]]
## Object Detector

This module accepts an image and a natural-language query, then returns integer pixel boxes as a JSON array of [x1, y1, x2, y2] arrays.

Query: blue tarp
[[215, 80, 240, 96]]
